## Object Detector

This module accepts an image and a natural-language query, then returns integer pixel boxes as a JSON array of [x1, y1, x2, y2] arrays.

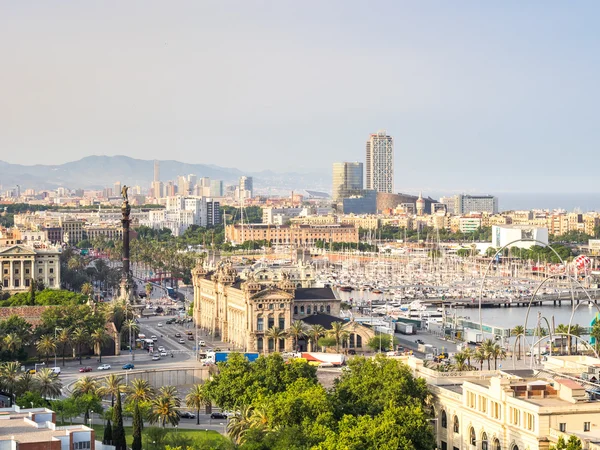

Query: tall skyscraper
[[154, 160, 160, 182], [239, 176, 253, 200], [332, 162, 363, 202], [365, 130, 394, 193]]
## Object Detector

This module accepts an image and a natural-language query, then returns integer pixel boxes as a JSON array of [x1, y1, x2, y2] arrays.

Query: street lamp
[[90, 410, 94, 428], [54, 327, 63, 368], [174, 425, 178, 434]]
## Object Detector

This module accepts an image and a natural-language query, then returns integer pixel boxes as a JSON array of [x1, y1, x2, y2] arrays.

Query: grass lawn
[[87, 424, 227, 447]]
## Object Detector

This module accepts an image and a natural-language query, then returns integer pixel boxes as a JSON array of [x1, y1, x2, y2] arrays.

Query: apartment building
[[226, 223, 358, 245]]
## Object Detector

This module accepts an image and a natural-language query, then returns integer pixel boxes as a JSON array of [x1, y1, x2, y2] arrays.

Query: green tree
[[131, 400, 142, 450], [317, 336, 337, 351], [474, 347, 486, 371], [112, 388, 126, 450], [185, 383, 209, 425], [307, 325, 326, 353], [453, 351, 467, 371], [72, 328, 89, 364], [550, 435, 583, 450], [328, 322, 348, 353], [366, 335, 398, 353], [287, 321, 305, 352], [149, 394, 180, 428], [590, 321, 600, 354], [33, 368, 63, 399], [315, 404, 435, 450], [56, 328, 71, 367], [103, 419, 113, 445], [102, 374, 125, 407], [29, 280, 36, 306], [511, 325, 525, 360], [264, 327, 286, 354], [0, 361, 22, 402], [332, 355, 429, 418], [36, 335, 57, 365], [90, 328, 110, 363]]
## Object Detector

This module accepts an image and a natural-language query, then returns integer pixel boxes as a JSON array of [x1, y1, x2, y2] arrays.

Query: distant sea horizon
[[425, 192, 600, 213]]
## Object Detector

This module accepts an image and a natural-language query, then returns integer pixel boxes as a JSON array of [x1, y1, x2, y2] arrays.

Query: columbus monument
[[119, 185, 135, 303]]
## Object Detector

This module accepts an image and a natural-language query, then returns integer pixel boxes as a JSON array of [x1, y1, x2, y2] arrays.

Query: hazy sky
[[1, 2, 599, 192]]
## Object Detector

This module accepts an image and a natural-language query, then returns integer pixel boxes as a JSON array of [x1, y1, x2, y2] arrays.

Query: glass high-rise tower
[[365, 130, 393, 193], [332, 162, 363, 202]]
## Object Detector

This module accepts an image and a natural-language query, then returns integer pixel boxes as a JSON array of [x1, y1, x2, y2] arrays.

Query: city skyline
[[1, 2, 600, 192]]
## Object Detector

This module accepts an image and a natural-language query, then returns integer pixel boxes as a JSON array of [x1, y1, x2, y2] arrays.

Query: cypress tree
[[29, 280, 36, 306], [131, 402, 142, 450], [112, 392, 126, 450], [103, 419, 113, 445]]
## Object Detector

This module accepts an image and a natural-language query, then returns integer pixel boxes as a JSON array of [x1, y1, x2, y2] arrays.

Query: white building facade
[[365, 130, 393, 193]]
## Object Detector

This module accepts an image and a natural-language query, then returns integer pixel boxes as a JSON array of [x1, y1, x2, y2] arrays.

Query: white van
[[50, 367, 61, 375]]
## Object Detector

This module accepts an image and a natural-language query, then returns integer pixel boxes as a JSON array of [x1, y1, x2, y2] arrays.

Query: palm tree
[[264, 327, 286, 354], [570, 324, 584, 354], [34, 368, 62, 399], [591, 322, 600, 354], [121, 320, 140, 345], [462, 347, 474, 368], [474, 347, 486, 371], [490, 343, 507, 370], [286, 321, 305, 352], [149, 395, 180, 428], [185, 384, 209, 425], [73, 375, 101, 397], [511, 325, 525, 360], [16, 372, 34, 398], [328, 322, 348, 353], [91, 328, 110, 363], [0, 361, 22, 403], [227, 405, 254, 445], [481, 339, 495, 370], [453, 351, 467, 371], [307, 325, 326, 352], [127, 379, 154, 404], [102, 374, 125, 407], [56, 328, 71, 367], [2, 333, 23, 356], [248, 405, 270, 430], [158, 386, 181, 407], [555, 324, 570, 354], [81, 282, 94, 299], [36, 335, 57, 365], [72, 328, 89, 364]]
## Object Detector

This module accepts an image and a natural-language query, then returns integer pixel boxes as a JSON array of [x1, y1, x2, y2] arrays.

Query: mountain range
[[0, 156, 330, 193]]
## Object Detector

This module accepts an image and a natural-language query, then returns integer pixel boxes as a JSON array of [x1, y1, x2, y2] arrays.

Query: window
[[491, 401, 501, 420], [307, 306, 311, 314], [268, 338, 274, 351], [73, 442, 91, 450], [469, 427, 476, 446], [479, 395, 487, 413], [559, 423, 566, 432], [39, 268, 42, 274], [510, 407, 520, 426], [294, 306, 298, 314], [300, 306, 304, 314], [268, 317, 274, 329], [453, 416, 459, 433], [258, 304, 263, 309], [257, 316, 264, 331], [25, 269, 29, 274], [3, 269, 6, 274], [269, 304, 274, 310], [326, 305, 331, 313], [257, 337, 263, 351], [524, 412, 534, 431], [278, 338, 285, 351], [441, 442, 447, 450], [511, 446, 519, 450], [320, 305, 324, 312], [49, 268, 54, 273], [467, 391, 477, 409], [441, 410, 447, 428], [481, 432, 488, 450], [279, 316, 285, 329], [585, 422, 591, 432], [493, 439, 501, 450], [356, 335, 362, 348], [279, 303, 284, 309]]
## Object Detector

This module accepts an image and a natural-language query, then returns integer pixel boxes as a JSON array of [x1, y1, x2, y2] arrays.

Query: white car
[[199, 341, 206, 346], [160, 351, 168, 356], [152, 354, 160, 361], [98, 364, 111, 370], [157, 323, 163, 327], [158, 346, 165, 352], [151, 335, 158, 342]]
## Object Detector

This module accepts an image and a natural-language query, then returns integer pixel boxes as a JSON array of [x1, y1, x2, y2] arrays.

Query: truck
[[396, 322, 415, 335], [463, 328, 483, 345], [202, 351, 260, 364], [300, 352, 346, 366]]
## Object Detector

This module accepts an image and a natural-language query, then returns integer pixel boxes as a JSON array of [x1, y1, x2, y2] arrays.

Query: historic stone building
[[0, 244, 61, 292], [192, 260, 342, 353]]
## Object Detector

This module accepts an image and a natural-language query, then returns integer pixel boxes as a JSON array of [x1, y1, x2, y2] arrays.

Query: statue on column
[[121, 185, 129, 202]]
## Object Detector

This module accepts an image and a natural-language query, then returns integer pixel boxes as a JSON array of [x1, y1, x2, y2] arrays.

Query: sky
[[1, 1, 599, 193]]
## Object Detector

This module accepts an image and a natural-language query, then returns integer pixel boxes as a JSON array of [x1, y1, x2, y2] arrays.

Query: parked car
[[180, 412, 196, 419], [98, 364, 111, 370], [179, 338, 185, 344], [348, 349, 356, 355], [122, 363, 135, 370], [210, 412, 227, 419], [79, 366, 93, 373]]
